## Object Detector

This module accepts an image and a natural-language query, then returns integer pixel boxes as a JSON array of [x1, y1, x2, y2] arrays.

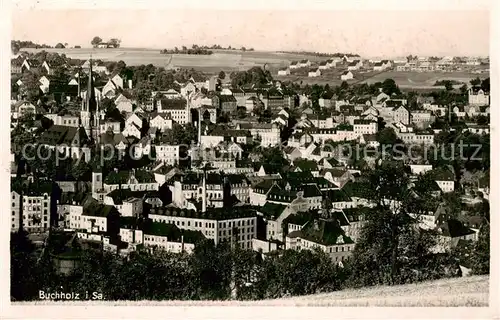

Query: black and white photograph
[[3, 0, 497, 317]]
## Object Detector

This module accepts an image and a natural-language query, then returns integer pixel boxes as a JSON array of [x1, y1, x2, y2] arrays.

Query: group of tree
[[469, 77, 490, 92], [11, 40, 53, 54], [160, 45, 213, 55], [91, 36, 121, 48], [178, 44, 255, 51], [230, 66, 273, 88], [347, 162, 461, 287], [434, 79, 463, 91], [10, 232, 347, 301], [277, 51, 360, 58]]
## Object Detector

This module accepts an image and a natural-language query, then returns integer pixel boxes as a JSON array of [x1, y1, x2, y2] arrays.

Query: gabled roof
[[144, 220, 205, 243], [99, 132, 128, 146], [437, 219, 475, 238], [159, 98, 187, 110], [219, 94, 237, 103], [431, 168, 455, 181], [385, 100, 404, 109], [290, 219, 354, 246], [38, 125, 89, 146], [259, 202, 288, 220], [323, 189, 352, 202], [104, 170, 155, 185]]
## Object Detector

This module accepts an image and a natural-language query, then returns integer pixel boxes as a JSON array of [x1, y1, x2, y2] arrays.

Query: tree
[[348, 162, 441, 287], [20, 72, 41, 102], [376, 127, 398, 147], [481, 77, 490, 92], [460, 84, 468, 95], [91, 36, 103, 47], [340, 81, 349, 91], [470, 224, 489, 275], [382, 78, 401, 96], [55, 43, 65, 49], [218, 70, 226, 80], [444, 81, 453, 91], [11, 41, 20, 54], [109, 38, 121, 48], [469, 77, 481, 86]]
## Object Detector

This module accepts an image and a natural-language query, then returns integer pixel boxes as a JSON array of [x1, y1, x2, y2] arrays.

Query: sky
[[12, 9, 489, 57]]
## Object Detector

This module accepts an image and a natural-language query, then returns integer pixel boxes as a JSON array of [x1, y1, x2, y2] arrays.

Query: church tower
[[81, 58, 99, 143], [91, 165, 104, 202]]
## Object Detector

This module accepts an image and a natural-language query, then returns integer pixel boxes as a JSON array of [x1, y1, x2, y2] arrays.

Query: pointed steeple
[[87, 57, 97, 113]]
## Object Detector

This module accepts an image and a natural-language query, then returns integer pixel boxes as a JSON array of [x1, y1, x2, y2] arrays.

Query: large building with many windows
[[147, 206, 258, 248]]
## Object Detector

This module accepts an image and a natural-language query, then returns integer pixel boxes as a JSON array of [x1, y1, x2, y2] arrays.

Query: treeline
[[195, 44, 255, 51], [278, 51, 360, 58], [434, 79, 463, 86], [12, 40, 53, 54], [160, 47, 214, 55]]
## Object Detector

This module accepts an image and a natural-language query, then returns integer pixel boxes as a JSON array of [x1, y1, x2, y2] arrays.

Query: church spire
[[87, 57, 97, 113]]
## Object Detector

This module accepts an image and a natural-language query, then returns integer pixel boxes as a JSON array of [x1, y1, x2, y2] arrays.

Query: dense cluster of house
[[10, 52, 490, 265], [396, 56, 489, 72], [275, 55, 487, 81]]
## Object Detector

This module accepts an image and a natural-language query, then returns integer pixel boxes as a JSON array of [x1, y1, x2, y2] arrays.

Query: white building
[[122, 122, 142, 139], [277, 68, 290, 76], [154, 144, 180, 165], [340, 71, 354, 81], [308, 68, 321, 77], [45, 113, 80, 127], [150, 113, 174, 131], [148, 207, 258, 248], [468, 87, 490, 106], [353, 119, 378, 136]]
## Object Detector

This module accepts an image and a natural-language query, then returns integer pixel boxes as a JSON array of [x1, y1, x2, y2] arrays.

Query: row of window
[[218, 229, 254, 237], [20, 196, 49, 202]]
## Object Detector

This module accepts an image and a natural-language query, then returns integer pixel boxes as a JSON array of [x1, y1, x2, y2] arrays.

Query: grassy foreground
[[15, 275, 488, 306]]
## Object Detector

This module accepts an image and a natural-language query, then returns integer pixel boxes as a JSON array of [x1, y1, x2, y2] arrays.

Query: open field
[[22, 48, 489, 88], [14, 275, 489, 306], [358, 70, 489, 88], [21, 47, 323, 74]]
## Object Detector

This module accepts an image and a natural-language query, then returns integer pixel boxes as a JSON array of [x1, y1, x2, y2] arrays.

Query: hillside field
[[21, 47, 322, 74], [22, 48, 489, 88]]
